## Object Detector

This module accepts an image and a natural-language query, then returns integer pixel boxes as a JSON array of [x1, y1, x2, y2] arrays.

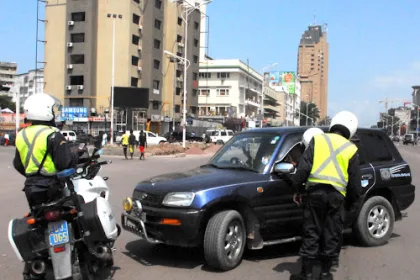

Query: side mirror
[[274, 162, 295, 174]]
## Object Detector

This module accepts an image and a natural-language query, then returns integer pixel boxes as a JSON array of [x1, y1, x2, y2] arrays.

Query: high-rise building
[[44, 0, 205, 134], [0, 61, 18, 96], [14, 69, 44, 105], [297, 24, 329, 119]]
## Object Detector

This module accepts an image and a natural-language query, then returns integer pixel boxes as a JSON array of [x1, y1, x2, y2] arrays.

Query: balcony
[[245, 98, 260, 108]]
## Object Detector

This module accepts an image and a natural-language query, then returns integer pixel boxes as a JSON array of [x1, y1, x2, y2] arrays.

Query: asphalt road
[[0, 143, 419, 280]]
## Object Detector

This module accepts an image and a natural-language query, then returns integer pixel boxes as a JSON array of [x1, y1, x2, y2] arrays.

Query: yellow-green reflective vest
[[307, 133, 358, 197], [15, 125, 58, 176]]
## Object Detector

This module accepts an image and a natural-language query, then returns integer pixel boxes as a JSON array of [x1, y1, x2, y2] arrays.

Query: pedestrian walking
[[121, 130, 129, 159], [128, 129, 136, 159], [289, 111, 362, 280], [4, 133, 9, 147], [139, 130, 147, 160]]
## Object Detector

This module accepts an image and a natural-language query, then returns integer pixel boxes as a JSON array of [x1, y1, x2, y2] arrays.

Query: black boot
[[320, 272, 333, 280], [320, 258, 333, 280], [290, 258, 314, 280]]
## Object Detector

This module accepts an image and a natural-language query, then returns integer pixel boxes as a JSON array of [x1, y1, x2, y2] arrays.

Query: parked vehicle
[[61, 130, 77, 142], [132, 130, 167, 145], [209, 129, 234, 144], [390, 135, 400, 142], [8, 134, 121, 279], [163, 131, 203, 143], [403, 133, 417, 145], [115, 131, 124, 144], [121, 127, 415, 271]]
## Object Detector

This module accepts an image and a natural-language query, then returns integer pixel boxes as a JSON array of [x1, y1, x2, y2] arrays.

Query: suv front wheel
[[203, 210, 246, 271], [353, 196, 395, 247]]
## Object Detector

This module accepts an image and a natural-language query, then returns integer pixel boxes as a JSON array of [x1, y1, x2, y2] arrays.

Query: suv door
[[146, 132, 158, 145]]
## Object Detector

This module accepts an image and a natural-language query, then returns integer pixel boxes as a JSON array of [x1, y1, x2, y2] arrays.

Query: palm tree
[[296, 101, 320, 126]]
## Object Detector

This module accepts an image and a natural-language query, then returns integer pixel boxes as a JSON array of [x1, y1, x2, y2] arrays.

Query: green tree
[[318, 116, 332, 126], [0, 95, 16, 112], [296, 101, 320, 126]]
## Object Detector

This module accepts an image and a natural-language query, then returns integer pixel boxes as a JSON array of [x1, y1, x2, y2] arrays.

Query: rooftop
[[300, 25, 324, 45]]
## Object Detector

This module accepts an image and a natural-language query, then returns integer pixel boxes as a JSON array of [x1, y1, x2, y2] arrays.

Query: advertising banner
[[61, 107, 89, 121], [281, 71, 296, 94], [268, 72, 281, 87]]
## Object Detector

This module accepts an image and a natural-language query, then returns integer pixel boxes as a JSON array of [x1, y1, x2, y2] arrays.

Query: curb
[[100, 152, 213, 159]]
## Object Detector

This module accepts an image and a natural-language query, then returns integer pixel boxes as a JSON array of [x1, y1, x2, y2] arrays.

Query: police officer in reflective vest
[[13, 93, 76, 208], [290, 111, 362, 280]]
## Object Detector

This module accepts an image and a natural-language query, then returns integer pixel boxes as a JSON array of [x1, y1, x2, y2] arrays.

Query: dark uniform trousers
[[299, 185, 345, 270]]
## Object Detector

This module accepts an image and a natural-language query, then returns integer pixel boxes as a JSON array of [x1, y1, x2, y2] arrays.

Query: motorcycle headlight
[[162, 192, 195, 207]]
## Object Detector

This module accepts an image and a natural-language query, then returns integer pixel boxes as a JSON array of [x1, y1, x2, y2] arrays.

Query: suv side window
[[351, 133, 367, 165], [360, 131, 393, 163]]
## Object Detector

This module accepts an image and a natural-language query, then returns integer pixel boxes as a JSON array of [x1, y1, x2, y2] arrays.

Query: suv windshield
[[209, 132, 282, 173], [405, 134, 413, 140]]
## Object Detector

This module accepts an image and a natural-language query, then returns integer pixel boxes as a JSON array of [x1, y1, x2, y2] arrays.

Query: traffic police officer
[[13, 93, 76, 208], [290, 111, 362, 280]]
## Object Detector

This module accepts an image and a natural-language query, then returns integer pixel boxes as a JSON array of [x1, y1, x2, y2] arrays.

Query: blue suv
[[121, 127, 415, 271]]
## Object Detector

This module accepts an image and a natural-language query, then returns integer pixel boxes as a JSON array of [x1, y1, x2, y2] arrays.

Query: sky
[[1, 0, 420, 127]]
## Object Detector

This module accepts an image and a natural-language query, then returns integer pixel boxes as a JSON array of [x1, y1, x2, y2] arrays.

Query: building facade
[[297, 24, 329, 119], [0, 61, 18, 96], [14, 69, 44, 105], [44, 0, 206, 134]]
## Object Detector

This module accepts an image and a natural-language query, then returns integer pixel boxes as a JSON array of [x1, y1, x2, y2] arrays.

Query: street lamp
[[261, 63, 279, 127], [172, 0, 212, 148], [164, 50, 191, 148], [106, 13, 123, 145]]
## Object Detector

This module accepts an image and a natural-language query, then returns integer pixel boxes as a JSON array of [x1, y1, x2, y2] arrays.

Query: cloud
[[328, 61, 420, 127]]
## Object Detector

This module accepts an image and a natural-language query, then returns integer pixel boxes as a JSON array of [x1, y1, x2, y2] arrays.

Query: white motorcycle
[[8, 133, 121, 279]]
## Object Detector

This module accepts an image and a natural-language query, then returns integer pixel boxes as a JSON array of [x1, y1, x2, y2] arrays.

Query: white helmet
[[329, 111, 358, 139], [302, 127, 324, 147], [24, 93, 60, 122]]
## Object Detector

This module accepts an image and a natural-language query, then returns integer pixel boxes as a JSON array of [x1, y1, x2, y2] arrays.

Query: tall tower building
[[297, 24, 329, 119], [44, 0, 204, 133]]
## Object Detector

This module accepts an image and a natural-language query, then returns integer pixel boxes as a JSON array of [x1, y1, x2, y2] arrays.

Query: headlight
[[162, 192, 195, 207], [123, 197, 133, 212]]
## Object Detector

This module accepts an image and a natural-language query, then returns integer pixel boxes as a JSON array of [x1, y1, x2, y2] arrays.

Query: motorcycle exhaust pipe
[[94, 246, 111, 260], [31, 260, 46, 275]]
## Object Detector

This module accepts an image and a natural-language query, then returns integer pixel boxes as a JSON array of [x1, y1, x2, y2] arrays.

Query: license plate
[[48, 220, 70, 246]]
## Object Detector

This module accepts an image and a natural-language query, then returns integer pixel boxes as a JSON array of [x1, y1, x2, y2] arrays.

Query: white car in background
[[60, 130, 77, 142], [133, 130, 167, 145], [210, 129, 234, 144]]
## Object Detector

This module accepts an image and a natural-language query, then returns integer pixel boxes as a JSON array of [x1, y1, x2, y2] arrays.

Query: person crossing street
[[290, 111, 362, 280]]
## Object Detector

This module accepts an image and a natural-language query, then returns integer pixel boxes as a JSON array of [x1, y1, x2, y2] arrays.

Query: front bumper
[[121, 201, 205, 247]]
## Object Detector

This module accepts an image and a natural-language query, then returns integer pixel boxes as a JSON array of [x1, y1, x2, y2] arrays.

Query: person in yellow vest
[[13, 93, 76, 209], [289, 111, 362, 280], [121, 129, 129, 159]]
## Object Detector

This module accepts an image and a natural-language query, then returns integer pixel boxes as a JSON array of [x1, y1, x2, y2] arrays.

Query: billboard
[[268, 72, 280, 86], [61, 107, 89, 121], [394, 109, 411, 125], [114, 87, 149, 109], [281, 71, 296, 94]]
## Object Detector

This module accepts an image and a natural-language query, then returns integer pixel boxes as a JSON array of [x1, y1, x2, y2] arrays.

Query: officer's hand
[[293, 193, 302, 206]]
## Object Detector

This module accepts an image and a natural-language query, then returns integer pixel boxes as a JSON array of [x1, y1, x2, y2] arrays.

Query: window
[[132, 35, 140, 45], [194, 21, 199, 30], [71, 33, 85, 43], [152, 101, 159, 110], [132, 56, 139, 66], [154, 39, 161, 49], [69, 98, 84, 107], [176, 70, 182, 77], [176, 87, 181, 95], [193, 72, 198, 80], [217, 72, 230, 79], [148, 132, 157, 137], [132, 14, 140, 24], [193, 55, 198, 63], [199, 72, 211, 78], [131, 77, 138, 87], [360, 132, 393, 162], [154, 19, 162, 29], [177, 35, 182, 43], [134, 0, 140, 3], [155, 0, 162, 9], [178, 17, 182, 26], [199, 89, 210, 96], [192, 89, 197, 96], [153, 80, 160, 90], [70, 54, 84, 64], [175, 105, 180, 113], [71, 12, 85, 22], [70, 75, 84, 85], [153, 59, 160, 70], [176, 52, 182, 57], [194, 39, 199, 47], [217, 89, 229, 96]]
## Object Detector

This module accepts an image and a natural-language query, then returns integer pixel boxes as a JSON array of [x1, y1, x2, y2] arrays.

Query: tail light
[[44, 210, 61, 221]]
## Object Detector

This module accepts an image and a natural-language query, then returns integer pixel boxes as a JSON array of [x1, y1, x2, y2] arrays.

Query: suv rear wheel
[[203, 210, 246, 271], [353, 196, 395, 247]]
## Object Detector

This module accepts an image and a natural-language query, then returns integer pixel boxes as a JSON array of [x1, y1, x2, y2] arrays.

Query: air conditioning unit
[[68, 21, 75, 26], [77, 85, 84, 90], [137, 66, 142, 72], [66, 86, 72, 90], [138, 25, 143, 31], [67, 64, 73, 69], [177, 77, 183, 82], [67, 42, 73, 47], [138, 46, 142, 51], [178, 42, 184, 47]]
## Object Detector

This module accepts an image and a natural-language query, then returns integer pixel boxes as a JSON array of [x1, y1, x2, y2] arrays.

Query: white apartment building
[[0, 61, 18, 96], [14, 69, 44, 105], [198, 59, 263, 122]]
